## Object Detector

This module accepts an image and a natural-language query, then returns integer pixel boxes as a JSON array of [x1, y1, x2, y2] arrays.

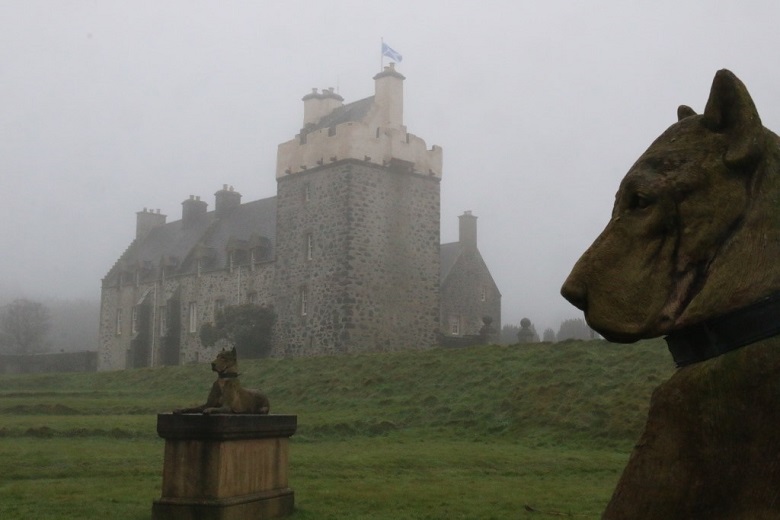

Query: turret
[[373, 63, 405, 129], [276, 66, 442, 178]]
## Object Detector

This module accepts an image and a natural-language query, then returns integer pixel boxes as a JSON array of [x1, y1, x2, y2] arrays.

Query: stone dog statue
[[561, 70, 780, 519], [174, 347, 270, 414], [562, 69, 780, 367]]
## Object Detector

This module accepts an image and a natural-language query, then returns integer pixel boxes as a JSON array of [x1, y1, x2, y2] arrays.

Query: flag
[[381, 42, 403, 63]]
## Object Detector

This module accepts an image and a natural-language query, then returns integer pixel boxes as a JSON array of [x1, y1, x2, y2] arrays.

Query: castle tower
[[273, 66, 443, 355]]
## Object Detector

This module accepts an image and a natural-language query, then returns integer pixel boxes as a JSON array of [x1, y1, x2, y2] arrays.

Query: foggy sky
[[2, 1, 780, 334]]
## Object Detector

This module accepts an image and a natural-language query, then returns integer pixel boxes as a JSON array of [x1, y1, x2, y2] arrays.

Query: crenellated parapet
[[276, 64, 442, 179]]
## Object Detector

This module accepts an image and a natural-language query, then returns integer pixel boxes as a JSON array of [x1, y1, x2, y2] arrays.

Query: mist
[[2, 1, 780, 334]]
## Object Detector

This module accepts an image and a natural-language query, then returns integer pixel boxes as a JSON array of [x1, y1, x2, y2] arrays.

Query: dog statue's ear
[[677, 105, 697, 121], [702, 69, 764, 168]]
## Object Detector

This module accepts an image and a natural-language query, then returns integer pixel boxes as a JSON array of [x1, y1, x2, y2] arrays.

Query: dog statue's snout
[[561, 277, 588, 311]]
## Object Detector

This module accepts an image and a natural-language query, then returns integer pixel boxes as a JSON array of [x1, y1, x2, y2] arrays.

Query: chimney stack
[[458, 211, 477, 249], [136, 208, 166, 239], [214, 184, 241, 218], [302, 87, 344, 127], [181, 195, 208, 229]]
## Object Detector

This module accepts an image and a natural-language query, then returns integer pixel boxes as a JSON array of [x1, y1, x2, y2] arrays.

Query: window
[[481, 287, 487, 302], [247, 292, 257, 304], [159, 306, 167, 337], [449, 316, 460, 336], [215, 298, 225, 317], [188, 302, 197, 333], [306, 234, 313, 260], [304, 183, 311, 202], [116, 309, 123, 336], [131, 306, 138, 334], [300, 287, 308, 316]]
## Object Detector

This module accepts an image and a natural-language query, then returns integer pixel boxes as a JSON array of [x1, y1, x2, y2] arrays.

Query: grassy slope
[[0, 339, 675, 519]]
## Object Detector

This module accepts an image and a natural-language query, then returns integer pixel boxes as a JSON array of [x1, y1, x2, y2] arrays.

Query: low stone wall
[[0, 351, 97, 374]]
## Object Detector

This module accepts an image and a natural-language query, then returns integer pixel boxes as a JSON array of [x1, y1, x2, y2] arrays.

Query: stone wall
[[99, 262, 274, 370], [0, 351, 97, 374], [273, 159, 440, 355], [440, 248, 501, 338]]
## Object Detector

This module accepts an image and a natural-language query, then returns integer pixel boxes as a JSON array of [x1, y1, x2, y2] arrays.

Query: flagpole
[[380, 37, 384, 71]]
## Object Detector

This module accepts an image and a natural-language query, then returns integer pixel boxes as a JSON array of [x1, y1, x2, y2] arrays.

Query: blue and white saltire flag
[[382, 42, 403, 63]]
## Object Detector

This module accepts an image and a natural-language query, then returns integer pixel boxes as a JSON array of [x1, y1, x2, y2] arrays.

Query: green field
[[0, 340, 675, 519]]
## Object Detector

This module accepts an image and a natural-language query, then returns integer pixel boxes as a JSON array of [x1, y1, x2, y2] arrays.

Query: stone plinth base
[[152, 413, 297, 520]]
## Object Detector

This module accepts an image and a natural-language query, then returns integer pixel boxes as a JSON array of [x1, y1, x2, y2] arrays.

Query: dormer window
[[306, 234, 313, 261]]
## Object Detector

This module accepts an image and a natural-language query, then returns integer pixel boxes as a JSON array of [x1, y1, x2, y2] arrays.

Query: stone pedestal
[[152, 413, 297, 520]]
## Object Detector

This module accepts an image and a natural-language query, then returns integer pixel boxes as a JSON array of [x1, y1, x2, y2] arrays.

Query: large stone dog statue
[[174, 347, 270, 414], [562, 70, 780, 519]]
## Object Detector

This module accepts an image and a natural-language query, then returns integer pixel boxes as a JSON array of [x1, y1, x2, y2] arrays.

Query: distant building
[[98, 64, 501, 370], [440, 211, 501, 342]]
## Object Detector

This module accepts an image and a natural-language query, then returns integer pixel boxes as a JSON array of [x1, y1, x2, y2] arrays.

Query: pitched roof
[[104, 196, 277, 285], [303, 96, 375, 134], [439, 242, 463, 282]]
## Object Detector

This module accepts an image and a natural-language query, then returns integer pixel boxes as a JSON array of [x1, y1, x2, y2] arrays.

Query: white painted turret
[[276, 66, 442, 179]]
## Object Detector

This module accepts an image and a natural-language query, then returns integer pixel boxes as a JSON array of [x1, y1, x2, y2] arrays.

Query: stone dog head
[[211, 347, 238, 376], [561, 70, 780, 343]]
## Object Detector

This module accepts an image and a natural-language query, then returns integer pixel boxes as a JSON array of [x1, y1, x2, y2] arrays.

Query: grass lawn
[[0, 340, 674, 519]]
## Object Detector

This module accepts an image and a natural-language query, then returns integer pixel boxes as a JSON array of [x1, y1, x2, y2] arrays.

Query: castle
[[98, 64, 500, 370]]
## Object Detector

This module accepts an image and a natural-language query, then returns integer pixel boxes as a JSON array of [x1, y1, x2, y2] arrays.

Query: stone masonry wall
[[440, 248, 501, 339], [273, 160, 440, 356], [99, 262, 274, 371]]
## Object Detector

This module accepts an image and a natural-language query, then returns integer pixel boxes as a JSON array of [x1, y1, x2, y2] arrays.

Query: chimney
[[458, 211, 477, 249], [214, 184, 241, 218], [181, 195, 208, 229], [373, 63, 405, 129], [135, 208, 166, 239], [302, 87, 344, 127]]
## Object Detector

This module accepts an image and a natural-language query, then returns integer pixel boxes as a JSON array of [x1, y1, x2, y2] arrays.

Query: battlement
[[276, 64, 442, 179]]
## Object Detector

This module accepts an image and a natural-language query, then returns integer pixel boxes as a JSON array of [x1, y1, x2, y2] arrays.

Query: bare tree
[[0, 299, 51, 354]]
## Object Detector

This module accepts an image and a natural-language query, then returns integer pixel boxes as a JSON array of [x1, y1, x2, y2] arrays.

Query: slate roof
[[104, 196, 277, 285], [439, 242, 463, 282], [302, 96, 375, 135]]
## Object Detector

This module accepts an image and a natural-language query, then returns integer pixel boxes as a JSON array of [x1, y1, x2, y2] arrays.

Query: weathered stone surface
[[559, 69, 780, 518], [153, 413, 296, 520], [604, 339, 780, 519], [274, 160, 440, 355]]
